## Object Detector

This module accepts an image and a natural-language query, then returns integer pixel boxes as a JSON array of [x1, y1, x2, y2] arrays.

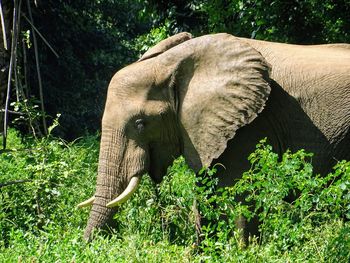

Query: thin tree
[[0, 0, 13, 137]]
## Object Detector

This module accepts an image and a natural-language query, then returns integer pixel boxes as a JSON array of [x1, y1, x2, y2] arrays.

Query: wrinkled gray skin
[[82, 32, 350, 240]]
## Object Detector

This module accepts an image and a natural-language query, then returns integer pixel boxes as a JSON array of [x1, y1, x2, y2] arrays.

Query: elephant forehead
[[103, 96, 171, 124], [108, 62, 156, 96]]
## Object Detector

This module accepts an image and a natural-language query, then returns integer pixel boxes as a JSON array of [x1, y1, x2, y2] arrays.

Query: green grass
[[0, 130, 349, 262]]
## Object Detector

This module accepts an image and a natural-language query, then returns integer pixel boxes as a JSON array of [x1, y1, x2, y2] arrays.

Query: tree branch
[[0, 179, 32, 188]]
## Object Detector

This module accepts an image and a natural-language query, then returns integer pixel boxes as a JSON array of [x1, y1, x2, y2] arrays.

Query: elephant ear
[[138, 32, 192, 61], [156, 33, 272, 171]]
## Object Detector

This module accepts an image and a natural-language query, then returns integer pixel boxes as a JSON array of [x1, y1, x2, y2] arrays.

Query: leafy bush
[[235, 140, 350, 249], [1, 132, 349, 262], [0, 129, 99, 245]]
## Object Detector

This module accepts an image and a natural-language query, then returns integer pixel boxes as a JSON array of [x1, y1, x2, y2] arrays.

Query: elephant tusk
[[77, 196, 95, 208], [106, 176, 141, 208]]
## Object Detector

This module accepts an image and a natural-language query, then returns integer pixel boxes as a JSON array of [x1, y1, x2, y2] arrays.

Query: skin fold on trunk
[[84, 128, 146, 240], [83, 128, 124, 240]]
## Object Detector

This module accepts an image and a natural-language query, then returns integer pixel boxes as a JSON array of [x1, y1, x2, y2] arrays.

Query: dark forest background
[[1, 0, 349, 140]]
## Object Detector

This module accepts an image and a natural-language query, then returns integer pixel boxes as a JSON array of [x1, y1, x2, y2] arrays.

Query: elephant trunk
[[83, 128, 147, 241]]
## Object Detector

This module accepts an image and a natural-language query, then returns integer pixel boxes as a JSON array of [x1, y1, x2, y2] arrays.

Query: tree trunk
[[0, 0, 13, 135]]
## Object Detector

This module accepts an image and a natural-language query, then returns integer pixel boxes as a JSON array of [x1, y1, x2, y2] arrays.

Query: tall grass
[[0, 130, 349, 262]]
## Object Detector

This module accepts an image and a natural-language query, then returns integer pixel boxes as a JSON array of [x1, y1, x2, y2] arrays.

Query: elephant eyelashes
[[135, 119, 145, 133]]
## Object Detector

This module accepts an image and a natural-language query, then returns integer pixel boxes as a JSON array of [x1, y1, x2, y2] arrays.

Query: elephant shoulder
[[316, 43, 350, 51]]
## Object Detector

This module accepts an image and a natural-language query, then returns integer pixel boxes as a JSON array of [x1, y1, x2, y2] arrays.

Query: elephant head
[[79, 32, 272, 240]]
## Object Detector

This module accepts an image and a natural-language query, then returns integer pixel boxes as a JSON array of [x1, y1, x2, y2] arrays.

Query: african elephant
[[78, 32, 350, 241]]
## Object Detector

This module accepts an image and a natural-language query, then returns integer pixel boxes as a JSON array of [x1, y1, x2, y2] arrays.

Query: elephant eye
[[135, 119, 145, 133]]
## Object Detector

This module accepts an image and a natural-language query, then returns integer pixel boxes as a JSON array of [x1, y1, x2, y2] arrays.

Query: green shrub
[[0, 129, 99, 246], [1, 132, 349, 262], [235, 140, 350, 250]]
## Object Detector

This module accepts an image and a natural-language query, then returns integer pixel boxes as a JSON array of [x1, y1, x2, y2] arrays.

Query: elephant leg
[[234, 198, 261, 246], [192, 198, 202, 246], [193, 187, 258, 247], [193, 176, 221, 246]]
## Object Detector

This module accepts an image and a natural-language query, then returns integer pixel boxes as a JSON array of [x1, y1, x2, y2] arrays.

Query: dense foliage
[[0, 129, 98, 243], [193, 0, 350, 43], [1, 131, 349, 261], [3, 0, 349, 138], [11, 1, 152, 138]]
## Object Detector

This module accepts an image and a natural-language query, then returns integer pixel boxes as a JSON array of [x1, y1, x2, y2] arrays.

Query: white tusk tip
[[77, 196, 95, 208]]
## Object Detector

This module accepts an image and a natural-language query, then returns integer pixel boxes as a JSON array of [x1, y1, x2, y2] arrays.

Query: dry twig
[[26, 0, 47, 135], [0, 179, 32, 188]]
